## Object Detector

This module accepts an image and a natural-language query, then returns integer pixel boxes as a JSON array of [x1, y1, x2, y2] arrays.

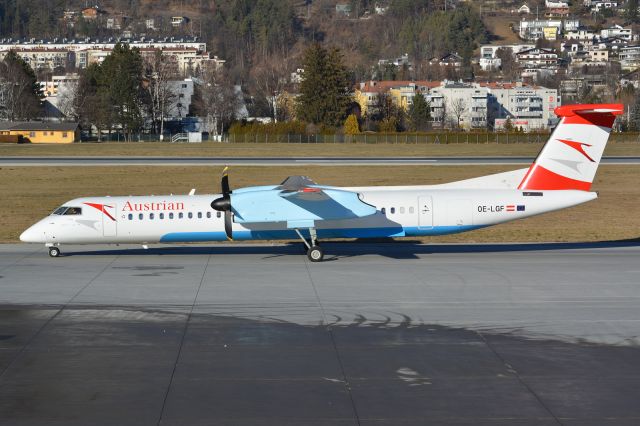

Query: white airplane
[[21, 103, 622, 261]]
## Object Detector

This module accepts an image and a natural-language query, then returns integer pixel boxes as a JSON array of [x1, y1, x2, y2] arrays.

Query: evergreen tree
[[344, 114, 360, 135], [0, 50, 42, 120], [408, 93, 431, 131], [297, 43, 352, 126], [628, 0, 639, 23], [99, 43, 145, 140], [503, 116, 513, 132]]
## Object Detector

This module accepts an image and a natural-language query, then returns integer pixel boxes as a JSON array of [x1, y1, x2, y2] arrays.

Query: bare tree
[[194, 67, 240, 138], [251, 55, 290, 120], [144, 51, 178, 137], [450, 98, 467, 130], [57, 80, 80, 120]]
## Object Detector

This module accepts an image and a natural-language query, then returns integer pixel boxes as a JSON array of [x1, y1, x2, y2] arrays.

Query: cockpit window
[[52, 207, 68, 215], [63, 207, 82, 215]]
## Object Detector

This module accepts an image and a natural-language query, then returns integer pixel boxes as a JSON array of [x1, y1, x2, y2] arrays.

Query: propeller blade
[[224, 210, 233, 240], [221, 166, 230, 196]]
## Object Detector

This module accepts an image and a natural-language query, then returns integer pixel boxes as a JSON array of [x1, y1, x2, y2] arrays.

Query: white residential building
[[519, 19, 563, 40], [426, 82, 489, 130], [619, 45, 640, 70], [482, 82, 559, 131], [600, 25, 633, 41], [0, 48, 71, 71], [479, 44, 535, 71]]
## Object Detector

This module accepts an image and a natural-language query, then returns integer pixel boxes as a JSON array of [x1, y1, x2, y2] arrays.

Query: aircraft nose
[[20, 224, 44, 243]]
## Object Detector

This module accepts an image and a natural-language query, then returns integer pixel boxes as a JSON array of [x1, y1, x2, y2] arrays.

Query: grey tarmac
[[1, 155, 640, 166], [1, 241, 640, 425]]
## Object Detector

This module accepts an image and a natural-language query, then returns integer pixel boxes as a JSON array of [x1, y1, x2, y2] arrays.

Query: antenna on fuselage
[[189, 189, 196, 195]]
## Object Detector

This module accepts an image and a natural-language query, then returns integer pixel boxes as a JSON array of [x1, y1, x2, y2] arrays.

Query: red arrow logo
[[557, 139, 595, 162]]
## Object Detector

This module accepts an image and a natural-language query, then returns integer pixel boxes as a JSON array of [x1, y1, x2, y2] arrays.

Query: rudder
[[518, 103, 623, 191]]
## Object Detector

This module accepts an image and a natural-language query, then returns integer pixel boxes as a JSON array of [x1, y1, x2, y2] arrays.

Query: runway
[[2, 155, 640, 166], [1, 241, 640, 425]]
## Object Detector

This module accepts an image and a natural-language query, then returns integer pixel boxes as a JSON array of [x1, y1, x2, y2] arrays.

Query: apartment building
[[619, 45, 640, 70], [482, 82, 559, 131], [0, 48, 72, 71], [426, 82, 489, 130]]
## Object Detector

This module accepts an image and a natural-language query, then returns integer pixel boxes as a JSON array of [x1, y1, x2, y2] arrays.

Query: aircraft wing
[[230, 184, 377, 226]]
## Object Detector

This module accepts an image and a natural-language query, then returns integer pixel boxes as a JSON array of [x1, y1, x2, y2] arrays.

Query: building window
[[63, 132, 68, 137], [29, 132, 35, 137]]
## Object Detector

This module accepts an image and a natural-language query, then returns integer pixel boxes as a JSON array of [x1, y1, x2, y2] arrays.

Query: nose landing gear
[[48, 246, 61, 257]]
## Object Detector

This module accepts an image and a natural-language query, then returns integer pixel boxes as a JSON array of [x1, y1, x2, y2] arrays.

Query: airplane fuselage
[[20, 185, 596, 245]]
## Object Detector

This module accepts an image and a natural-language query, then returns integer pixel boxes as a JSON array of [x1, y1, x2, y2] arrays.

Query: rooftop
[[0, 122, 79, 131]]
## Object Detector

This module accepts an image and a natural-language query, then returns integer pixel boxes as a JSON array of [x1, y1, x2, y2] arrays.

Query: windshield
[[52, 206, 68, 215], [51, 206, 82, 216]]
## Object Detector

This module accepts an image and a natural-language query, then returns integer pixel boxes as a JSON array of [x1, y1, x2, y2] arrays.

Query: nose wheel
[[48, 246, 61, 257]]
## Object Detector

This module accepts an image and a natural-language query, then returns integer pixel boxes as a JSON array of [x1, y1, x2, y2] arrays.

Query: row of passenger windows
[[128, 211, 222, 220], [381, 206, 414, 215]]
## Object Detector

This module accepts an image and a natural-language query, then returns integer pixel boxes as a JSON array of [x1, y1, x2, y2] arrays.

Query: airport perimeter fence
[[227, 132, 640, 144], [80, 132, 640, 144]]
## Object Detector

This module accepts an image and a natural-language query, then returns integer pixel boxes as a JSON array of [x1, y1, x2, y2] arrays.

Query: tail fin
[[518, 103, 623, 191]]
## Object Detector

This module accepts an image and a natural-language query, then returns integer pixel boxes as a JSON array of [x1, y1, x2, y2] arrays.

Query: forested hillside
[[0, 0, 487, 84]]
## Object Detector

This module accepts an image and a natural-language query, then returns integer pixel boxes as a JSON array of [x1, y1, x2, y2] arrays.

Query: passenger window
[[409, 207, 415, 214], [216, 212, 221, 218], [179, 212, 184, 219], [188, 212, 193, 219], [150, 213, 155, 220], [159, 213, 164, 219], [169, 212, 174, 219], [128, 214, 133, 220], [381, 207, 386, 214], [197, 212, 202, 219], [139, 213, 143, 220], [390, 207, 395, 214], [400, 207, 405, 214], [207, 212, 211, 218], [64, 207, 82, 215]]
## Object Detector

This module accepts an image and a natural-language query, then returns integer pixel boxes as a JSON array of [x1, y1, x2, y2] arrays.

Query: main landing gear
[[295, 228, 324, 262], [48, 246, 61, 257]]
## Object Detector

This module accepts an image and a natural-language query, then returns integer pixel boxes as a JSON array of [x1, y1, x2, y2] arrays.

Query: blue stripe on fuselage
[[158, 225, 485, 243]]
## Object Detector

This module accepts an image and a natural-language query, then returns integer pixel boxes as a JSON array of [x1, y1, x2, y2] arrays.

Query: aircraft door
[[418, 196, 433, 229], [102, 204, 117, 237]]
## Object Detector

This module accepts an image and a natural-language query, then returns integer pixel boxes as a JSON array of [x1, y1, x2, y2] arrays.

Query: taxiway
[[1, 242, 639, 425]]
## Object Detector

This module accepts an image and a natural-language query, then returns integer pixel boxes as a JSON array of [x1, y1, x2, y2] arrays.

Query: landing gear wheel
[[48, 247, 61, 258], [307, 246, 324, 262]]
